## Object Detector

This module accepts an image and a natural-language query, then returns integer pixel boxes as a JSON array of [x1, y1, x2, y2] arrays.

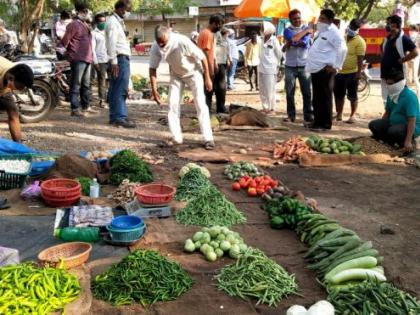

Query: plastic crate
[[0, 155, 32, 190]]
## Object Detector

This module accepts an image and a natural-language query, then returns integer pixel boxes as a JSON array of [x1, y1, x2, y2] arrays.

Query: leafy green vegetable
[[176, 184, 246, 227], [92, 250, 193, 306], [76, 176, 92, 196], [109, 150, 153, 185], [215, 247, 298, 307], [175, 168, 212, 201]]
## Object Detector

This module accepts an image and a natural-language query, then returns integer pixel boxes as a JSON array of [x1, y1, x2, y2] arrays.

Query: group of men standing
[[60, 0, 135, 128]]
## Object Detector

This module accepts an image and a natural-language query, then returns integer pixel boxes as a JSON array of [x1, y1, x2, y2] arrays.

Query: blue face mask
[[347, 28, 358, 37]]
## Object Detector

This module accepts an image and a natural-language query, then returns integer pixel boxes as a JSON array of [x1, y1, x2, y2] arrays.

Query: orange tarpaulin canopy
[[234, 0, 320, 21]]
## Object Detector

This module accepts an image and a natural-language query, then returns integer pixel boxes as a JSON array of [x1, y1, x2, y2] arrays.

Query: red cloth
[[61, 19, 93, 63]]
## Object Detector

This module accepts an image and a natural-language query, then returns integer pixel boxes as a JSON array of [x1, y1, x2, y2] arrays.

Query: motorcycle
[[13, 56, 71, 123]]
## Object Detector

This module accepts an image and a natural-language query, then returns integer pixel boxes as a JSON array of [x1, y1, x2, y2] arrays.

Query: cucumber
[[319, 235, 360, 247], [304, 228, 354, 259], [324, 256, 378, 282], [322, 248, 379, 275], [329, 268, 386, 285], [322, 147, 332, 153]]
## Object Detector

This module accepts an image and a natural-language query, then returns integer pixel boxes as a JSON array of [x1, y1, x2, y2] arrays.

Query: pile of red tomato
[[231, 175, 279, 197]]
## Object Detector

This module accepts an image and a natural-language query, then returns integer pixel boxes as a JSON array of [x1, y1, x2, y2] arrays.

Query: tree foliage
[[318, 0, 384, 21], [139, 0, 193, 20]]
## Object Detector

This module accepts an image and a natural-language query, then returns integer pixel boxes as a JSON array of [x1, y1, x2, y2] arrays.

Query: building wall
[[125, 6, 237, 43]]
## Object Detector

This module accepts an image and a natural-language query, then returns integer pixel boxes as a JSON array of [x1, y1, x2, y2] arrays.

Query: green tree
[[140, 0, 193, 21], [318, 0, 382, 21]]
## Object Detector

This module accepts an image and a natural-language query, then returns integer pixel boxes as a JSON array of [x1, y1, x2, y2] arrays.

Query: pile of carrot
[[273, 137, 311, 162]]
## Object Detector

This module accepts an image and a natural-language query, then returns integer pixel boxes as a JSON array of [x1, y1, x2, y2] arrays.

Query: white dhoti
[[258, 72, 277, 111], [168, 71, 214, 144]]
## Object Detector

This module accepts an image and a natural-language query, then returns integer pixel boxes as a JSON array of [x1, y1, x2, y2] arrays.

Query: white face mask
[[123, 11, 131, 19], [410, 31, 418, 40], [316, 22, 329, 33], [387, 79, 406, 103]]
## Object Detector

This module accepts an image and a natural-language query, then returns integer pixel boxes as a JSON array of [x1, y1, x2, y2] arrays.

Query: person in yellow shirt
[[0, 57, 34, 142], [245, 32, 260, 91], [333, 19, 366, 123]]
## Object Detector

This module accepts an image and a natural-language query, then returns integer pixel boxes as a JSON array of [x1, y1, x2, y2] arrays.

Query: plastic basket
[[107, 223, 146, 242], [41, 194, 80, 207], [135, 184, 176, 205], [41, 179, 81, 199], [38, 242, 92, 269], [0, 155, 32, 190], [111, 215, 143, 230]]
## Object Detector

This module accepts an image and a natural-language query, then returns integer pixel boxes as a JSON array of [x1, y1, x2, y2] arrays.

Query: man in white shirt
[[55, 11, 71, 60], [306, 9, 347, 130], [227, 29, 239, 90], [149, 26, 215, 150], [92, 13, 108, 108], [105, 0, 135, 128]]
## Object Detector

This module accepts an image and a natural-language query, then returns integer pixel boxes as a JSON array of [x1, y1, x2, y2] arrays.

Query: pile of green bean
[[215, 248, 298, 307], [175, 168, 212, 201], [92, 249, 193, 306], [0, 263, 81, 315], [176, 184, 246, 227], [327, 279, 420, 315]]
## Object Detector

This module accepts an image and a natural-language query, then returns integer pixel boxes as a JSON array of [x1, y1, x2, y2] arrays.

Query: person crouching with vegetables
[[149, 25, 215, 150], [0, 57, 34, 142], [369, 70, 420, 153]]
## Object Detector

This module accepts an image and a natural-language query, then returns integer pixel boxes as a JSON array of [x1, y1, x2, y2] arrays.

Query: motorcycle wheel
[[16, 79, 56, 123]]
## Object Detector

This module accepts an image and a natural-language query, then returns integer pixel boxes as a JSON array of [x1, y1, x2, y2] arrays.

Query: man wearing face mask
[[381, 15, 418, 103], [0, 57, 34, 142], [105, 0, 134, 128], [333, 19, 366, 124], [149, 26, 215, 150], [61, 1, 94, 118], [369, 70, 419, 153], [198, 14, 225, 113], [92, 13, 108, 109], [306, 9, 347, 131]]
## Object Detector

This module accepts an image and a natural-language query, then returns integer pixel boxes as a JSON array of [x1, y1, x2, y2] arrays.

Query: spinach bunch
[[109, 150, 153, 185]]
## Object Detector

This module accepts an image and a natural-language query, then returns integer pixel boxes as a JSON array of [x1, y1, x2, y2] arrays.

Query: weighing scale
[[124, 199, 171, 218]]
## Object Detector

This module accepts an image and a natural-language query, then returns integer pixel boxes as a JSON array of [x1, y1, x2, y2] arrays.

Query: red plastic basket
[[41, 179, 81, 199], [135, 184, 176, 205], [41, 194, 80, 207]]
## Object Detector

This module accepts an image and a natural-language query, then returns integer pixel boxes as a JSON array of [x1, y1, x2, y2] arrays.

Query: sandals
[[204, 141, 215, 151], [346, 117, 356, 124]]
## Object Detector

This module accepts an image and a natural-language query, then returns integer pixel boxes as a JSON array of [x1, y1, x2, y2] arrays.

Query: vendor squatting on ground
[[0, 1, 420, 153]]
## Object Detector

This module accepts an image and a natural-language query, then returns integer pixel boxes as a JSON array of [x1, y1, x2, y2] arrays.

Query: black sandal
[[204, 141, 215, 150]]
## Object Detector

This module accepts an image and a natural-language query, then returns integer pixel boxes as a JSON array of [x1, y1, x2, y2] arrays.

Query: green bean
[[92, 249, 193, 306], [215, 247, 297, 307], [175, 168, 212, 201]]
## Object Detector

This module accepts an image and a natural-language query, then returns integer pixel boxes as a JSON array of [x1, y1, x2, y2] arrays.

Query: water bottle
[[54, 227, 100, 242], [89, 178, 100, 198]]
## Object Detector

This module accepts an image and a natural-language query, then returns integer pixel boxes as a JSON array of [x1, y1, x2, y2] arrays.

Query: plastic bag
[[21, 181, 42, 200]]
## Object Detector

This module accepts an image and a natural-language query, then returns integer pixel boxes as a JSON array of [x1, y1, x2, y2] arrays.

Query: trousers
[[285, 66, 313, 121], [70, 61, 91, 111], [259, 72, 277, 111], [311, 69, 335, 129], [205, 63, 227, 113], [369, 119, 410, 146], [168, 71, 214, 143], [108, 55, 130, 123]]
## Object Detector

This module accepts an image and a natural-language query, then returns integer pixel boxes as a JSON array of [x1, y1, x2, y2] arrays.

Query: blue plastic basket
[[107, 223, 146, 242], [111, 215, 143, 230]]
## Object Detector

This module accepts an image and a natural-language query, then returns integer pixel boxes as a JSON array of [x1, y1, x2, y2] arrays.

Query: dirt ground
[[1, 79, 419, 314]]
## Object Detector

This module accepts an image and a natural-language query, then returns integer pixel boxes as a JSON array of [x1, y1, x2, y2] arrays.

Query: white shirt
[[228, 37, 239, 60], [215, 32, 228, 64], [92, 28, 108, 64], [105, 13, 131, 65], [258, 36, 282, 75], [305, 24, 347, 74], [149, 33, 205, 79], [409, 3, 420, 25]]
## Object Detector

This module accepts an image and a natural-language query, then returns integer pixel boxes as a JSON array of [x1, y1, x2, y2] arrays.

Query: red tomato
[[232, 182, 241, 191], [249, 180, 257, 188], [248, 187, 257, 197], [272, 180, 279, 187], [261, 180, 270, 186], [239, 178, 248, 188], [256, 187, 265, 195]]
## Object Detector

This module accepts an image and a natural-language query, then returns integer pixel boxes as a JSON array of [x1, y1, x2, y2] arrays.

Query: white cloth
[[215, 32, 228, 64], [408, 56, 420, 95], [55, 20, 71, 39], [258, 73, 277, 111], [258, 36, 282, 75], [92, 28, 108, 64], [105, 13, 131, 65], [305, 23, 347, 74], [409, 3, 420, 25], [149, 33, 205, 79], [168, 71, 214, 143], [263, 21, 276, 36], [227, 37, 239, 60]]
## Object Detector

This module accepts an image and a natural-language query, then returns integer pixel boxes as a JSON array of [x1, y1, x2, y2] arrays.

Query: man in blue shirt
[[369, 71, 420, 152], [282, 9, 313, 123]]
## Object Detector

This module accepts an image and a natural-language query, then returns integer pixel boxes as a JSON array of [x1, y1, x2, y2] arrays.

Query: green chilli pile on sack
[[184, 226, 248, 261], [306, 136, 365, 155], [0, 262, 80, 315], [92, 250, 192, 306], [263, 197, 313, 229]]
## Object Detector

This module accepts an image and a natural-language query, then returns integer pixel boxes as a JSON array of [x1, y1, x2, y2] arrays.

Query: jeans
[[205, 63, 227, 113], [70, 61, 91, 111], [311, 69, 335, 129], [227, 58, 238, 89], [108, 55, 130, 123], [94, 63, 108, 101], [369, 119, 411, 147], [285, 66, 312, 121]]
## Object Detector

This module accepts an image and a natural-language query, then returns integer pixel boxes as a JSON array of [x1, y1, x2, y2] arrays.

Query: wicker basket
[[38, 242, 92, 269]]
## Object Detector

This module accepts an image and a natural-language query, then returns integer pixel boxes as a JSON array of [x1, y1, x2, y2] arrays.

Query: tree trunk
[[19, 0, 45, 53], [360, 0, 377, 21]]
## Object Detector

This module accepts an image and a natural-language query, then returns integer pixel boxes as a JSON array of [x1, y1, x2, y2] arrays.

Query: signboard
[[188, 6, 199, 16], [219, 0, 242, 5]]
